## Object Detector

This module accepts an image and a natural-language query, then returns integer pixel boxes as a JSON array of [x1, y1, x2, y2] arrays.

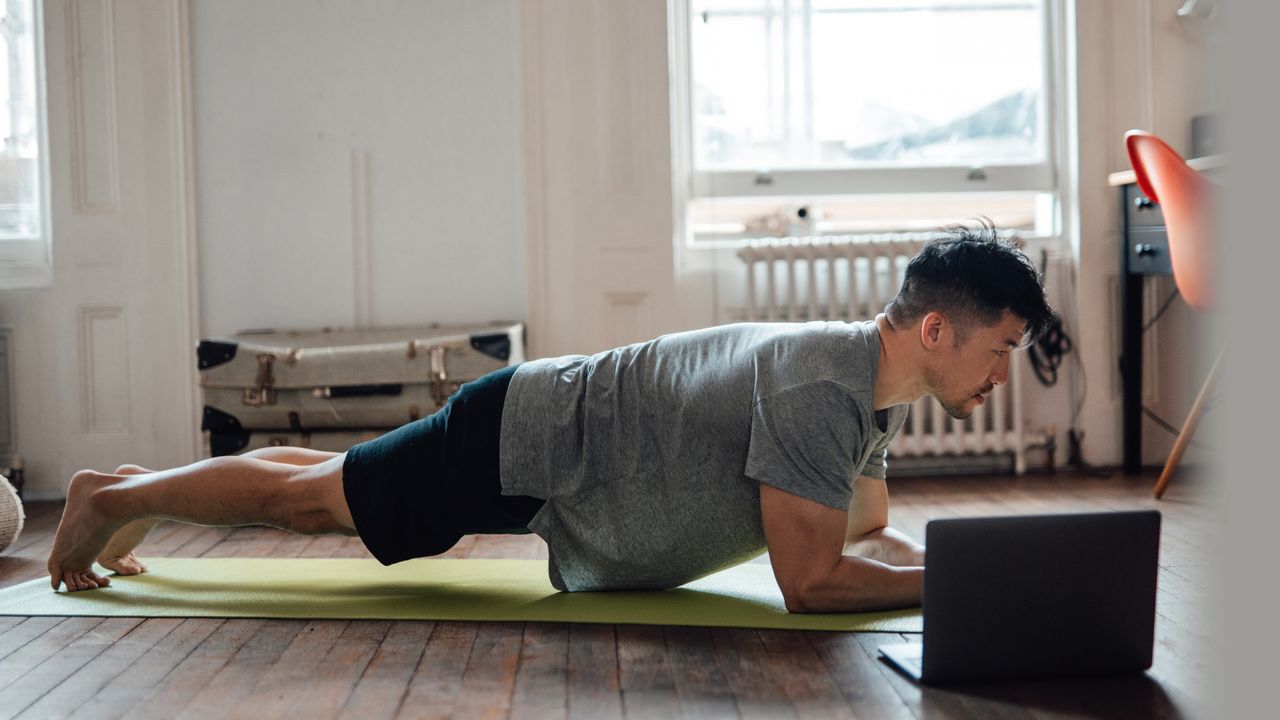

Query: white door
[[519, 0, 682, 358], [0, 0, 199, 498]]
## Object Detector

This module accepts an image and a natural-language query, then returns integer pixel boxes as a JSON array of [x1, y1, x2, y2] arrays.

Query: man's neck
[[872, 314, 929, 411]]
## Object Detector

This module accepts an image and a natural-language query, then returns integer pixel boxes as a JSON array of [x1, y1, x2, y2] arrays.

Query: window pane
[[691, 13, 775, 167], [0, 0, 41, 239], [691, 0, 1046, 171]]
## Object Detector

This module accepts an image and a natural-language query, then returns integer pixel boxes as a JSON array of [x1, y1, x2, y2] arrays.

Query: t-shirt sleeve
[[862, 405, 909, 480], [745, 381, 865, 510], [861, 438, 889, 480]]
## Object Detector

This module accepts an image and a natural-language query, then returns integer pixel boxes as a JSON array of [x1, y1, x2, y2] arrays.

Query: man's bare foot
[[97, 519, 160, 575], [47, 470, 129, 592], [96, 465, 159, 576]]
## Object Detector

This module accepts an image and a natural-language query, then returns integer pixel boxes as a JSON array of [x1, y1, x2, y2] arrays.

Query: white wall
[[191, 0, 525, 337]]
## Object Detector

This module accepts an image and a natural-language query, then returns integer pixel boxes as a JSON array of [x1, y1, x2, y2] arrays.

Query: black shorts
[[341, 364, 543, 565]]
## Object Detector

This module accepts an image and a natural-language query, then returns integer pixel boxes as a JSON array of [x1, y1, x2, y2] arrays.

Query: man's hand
[[759, 482, 923, 613], [844, 526, 925, 567]]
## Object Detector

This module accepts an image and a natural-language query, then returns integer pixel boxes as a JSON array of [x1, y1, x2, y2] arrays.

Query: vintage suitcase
[[208, 428, 388, 457], [198, 322, 524, 433]]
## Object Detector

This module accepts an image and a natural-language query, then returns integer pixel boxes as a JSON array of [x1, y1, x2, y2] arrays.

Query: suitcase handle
[[312, 384, 404, 399]]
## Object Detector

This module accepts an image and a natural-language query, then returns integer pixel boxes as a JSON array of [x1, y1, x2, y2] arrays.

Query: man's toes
[[61, 570, 109, 592], [99, 555, 147, 576]]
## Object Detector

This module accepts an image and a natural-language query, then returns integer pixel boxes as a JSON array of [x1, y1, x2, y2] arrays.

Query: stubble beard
[[940, 396, 974, 420], [926, 365, 987, 420]]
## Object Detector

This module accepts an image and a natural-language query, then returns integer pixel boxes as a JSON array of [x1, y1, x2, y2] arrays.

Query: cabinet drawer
[[1126, 226, 1173, 275], [1124, 183, 1165, 227]]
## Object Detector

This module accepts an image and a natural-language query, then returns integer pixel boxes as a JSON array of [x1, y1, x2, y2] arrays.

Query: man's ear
[[919, 311, 946, 350]]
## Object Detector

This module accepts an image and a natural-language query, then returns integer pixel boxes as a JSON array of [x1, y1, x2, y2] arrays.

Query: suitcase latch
[[243, 353, 278, 407], [429, 346, 449, 408]]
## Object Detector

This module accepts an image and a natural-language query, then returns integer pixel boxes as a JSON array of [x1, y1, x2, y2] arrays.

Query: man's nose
[[989, 357, 1011, 386]]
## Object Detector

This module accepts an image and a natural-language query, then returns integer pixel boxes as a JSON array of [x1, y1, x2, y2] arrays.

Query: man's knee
[[277, 459, 355, 536], [114, 464, 151, 475]]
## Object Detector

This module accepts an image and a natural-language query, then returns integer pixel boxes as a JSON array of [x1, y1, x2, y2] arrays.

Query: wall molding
[[170, 0, 201, 462], [67, 0, 121, 215], [594, 0, 640, 197], [0, 327, 13, 453], [606, 291, 649, 349], [77, 304, 130, 435], [519, 0, 551, 359], [1138, 0, 1156, 134], [350, 148, 373, 327]]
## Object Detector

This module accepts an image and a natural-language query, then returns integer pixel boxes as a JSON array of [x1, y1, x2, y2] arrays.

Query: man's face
[[927, 310, 1028, 419]]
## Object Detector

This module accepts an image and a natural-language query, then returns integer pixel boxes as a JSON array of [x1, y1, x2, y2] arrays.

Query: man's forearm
[[843, 526, 925, 567], [790, 556, 923, 613]]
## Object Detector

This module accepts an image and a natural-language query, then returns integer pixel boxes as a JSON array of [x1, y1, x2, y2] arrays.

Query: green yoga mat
[[0, 558, 921, 632]]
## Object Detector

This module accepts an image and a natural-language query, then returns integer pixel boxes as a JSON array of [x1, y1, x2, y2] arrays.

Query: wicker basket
[[0, 474, 24, 553]]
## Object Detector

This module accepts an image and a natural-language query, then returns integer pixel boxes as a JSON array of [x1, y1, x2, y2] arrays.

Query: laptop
[[879, 510, 1161, 684]]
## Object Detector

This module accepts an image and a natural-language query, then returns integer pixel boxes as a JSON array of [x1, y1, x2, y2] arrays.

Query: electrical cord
[[1029, 249, 1074, 387], [1137, 281, 1219, 450], [1143, 288, 1181, 333], [1028, 316, 1073, 386], [1029, 248, 1105, 474]]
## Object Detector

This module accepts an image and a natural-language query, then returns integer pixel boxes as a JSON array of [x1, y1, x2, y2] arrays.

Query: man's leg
[[48, 452, 356, 592], [237, 447, 342, 466], [96, 447, 344, 576]]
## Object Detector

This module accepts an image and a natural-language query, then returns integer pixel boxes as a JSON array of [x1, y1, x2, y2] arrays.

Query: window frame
[[0, 0, 51, 290], [674, 0, 1062, 209]]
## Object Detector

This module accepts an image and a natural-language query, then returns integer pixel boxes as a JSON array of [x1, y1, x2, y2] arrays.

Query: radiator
[[737, 235, 1026, 474]]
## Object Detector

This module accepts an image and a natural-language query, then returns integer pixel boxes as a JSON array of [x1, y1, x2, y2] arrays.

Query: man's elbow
[[783, 577, 840, 614], [780, 576, 817, 613], [783, 589, 810, 614]]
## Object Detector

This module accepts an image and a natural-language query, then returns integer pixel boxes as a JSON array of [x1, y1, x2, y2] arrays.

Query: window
[[679, 0, 1058, 241], [0, 0, 48, 288]]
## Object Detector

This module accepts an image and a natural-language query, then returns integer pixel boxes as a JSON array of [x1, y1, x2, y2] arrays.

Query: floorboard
[[0, 470, 1216, 718], [565, 624, 622, 720], [510, 622, 569, 720], [664, 626, 740, 719], [339, 620, 433, 720]]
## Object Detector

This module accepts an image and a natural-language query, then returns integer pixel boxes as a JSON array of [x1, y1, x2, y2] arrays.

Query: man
[[47, 223, 1054, 613]]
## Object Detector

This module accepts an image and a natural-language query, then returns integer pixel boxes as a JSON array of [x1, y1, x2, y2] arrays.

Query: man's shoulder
[[754, 322, 878, 391]]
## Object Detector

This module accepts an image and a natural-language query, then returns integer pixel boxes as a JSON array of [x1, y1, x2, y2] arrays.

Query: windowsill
[[684, 229, 1065, 253]]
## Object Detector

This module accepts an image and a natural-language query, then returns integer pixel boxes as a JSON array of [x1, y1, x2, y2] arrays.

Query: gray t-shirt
[[498, 320, 908, 591]]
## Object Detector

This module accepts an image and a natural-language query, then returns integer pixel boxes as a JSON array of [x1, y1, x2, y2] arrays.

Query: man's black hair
[[885, 220, 1056, 345]]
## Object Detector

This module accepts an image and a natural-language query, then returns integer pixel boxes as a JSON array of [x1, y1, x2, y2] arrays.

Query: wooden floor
[[0, 471, 1215, 719]]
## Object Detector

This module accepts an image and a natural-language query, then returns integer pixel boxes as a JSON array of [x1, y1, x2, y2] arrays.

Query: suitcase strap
[[241, 344, 458, 409]]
